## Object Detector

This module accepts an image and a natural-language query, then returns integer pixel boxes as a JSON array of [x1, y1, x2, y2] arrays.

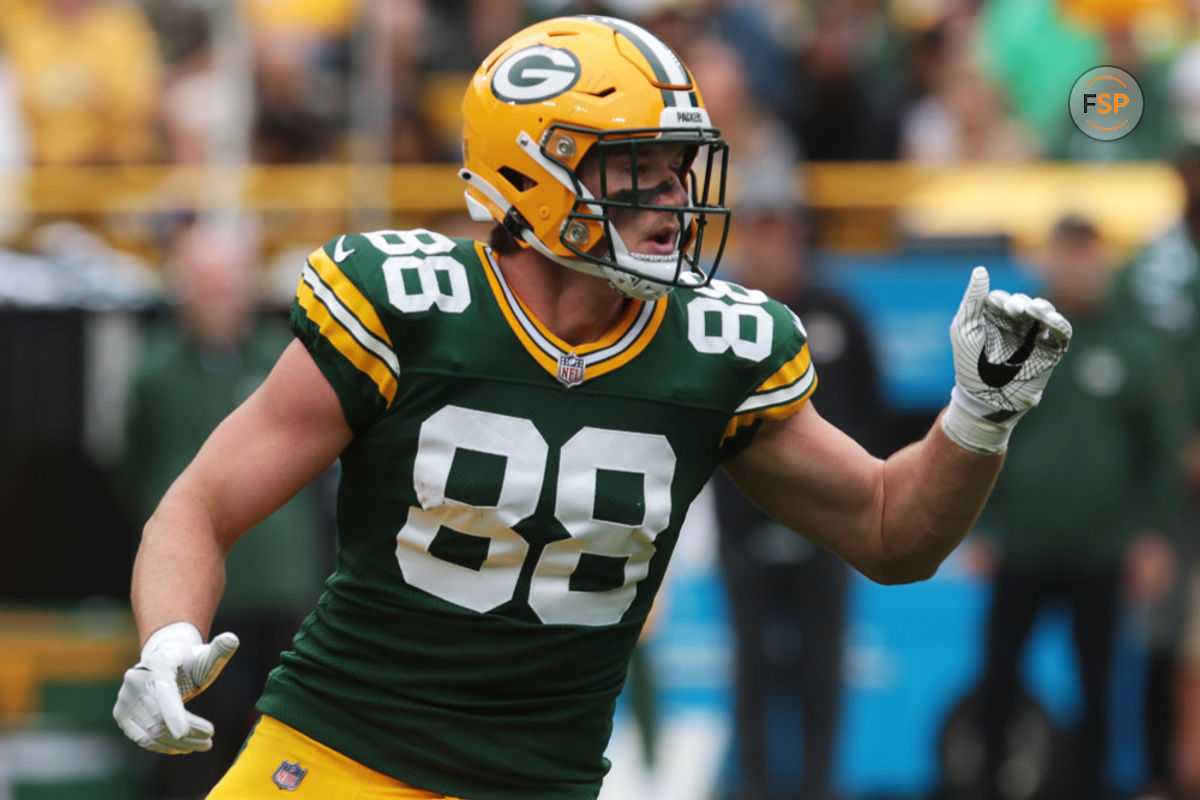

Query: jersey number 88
[[395, 405, 676, 627]]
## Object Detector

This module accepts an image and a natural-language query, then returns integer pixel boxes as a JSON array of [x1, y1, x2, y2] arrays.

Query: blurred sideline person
[[683, 36, 883, 799], [115, 219, 327, 798], [112, 16, 1071, 800], [712, 163, 885, 800], [973, 214, 1181, 800], [1112, 134, 1200, 799]]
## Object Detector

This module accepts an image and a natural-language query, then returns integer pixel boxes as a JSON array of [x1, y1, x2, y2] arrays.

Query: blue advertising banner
[[816, 251, 1037, 412]]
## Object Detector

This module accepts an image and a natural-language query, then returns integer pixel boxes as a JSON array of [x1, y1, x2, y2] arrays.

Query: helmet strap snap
[[502, 207, 532, 240]]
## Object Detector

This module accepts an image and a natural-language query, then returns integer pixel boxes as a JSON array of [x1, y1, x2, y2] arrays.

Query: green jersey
[[1111, 221, 1200, 425], [981, 301, 1183, 567], [258, 229, 814, 800]]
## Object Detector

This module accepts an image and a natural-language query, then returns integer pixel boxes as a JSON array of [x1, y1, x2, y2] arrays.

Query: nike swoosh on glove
[[943, 266, 1072, 454]]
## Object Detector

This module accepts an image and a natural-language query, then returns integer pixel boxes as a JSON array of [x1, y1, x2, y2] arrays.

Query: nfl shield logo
[[272, 760, 307, 791], [557, 352, 585, 388]]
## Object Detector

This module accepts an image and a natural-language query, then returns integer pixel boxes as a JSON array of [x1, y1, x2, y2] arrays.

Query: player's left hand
[[943, 266, 1072, 453], [112, 621, 239, 754]]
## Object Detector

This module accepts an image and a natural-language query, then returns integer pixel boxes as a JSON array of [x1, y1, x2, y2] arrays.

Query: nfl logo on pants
[[272, 760, 308, 791]]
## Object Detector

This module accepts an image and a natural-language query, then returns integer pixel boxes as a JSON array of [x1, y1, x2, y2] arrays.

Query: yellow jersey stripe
[[582, 298, 668, 378], [735, 350, 816, 414], [477, 242, 666, 382], [756, 347, 812, 393], [301, 264, 400, 375], [514, 289, 645, 356], [308, 246, 392, 348], [722, 363, 817, 443], [478, 243, 560, 375], [297, 277, 399, 405]]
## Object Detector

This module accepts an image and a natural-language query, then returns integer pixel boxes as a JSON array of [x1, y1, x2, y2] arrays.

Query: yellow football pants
[[206, 715, 469, 799]]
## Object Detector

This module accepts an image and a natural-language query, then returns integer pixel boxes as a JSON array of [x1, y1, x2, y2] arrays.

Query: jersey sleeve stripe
[[755, 347, 813, 393], [734, 360, 816, 415], [301, 265, 399, 375], [308, 247, 393, 347], [297, 271, 400, 404], [722, 367, 818, 443]]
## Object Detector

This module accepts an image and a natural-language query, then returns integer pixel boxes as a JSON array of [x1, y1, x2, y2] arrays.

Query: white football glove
[[113, 621, 239, 754], [943, 266, 1072, 454]]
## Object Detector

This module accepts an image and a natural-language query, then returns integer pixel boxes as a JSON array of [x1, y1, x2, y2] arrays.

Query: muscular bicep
[[166, 339, 354, 550], [722, 402, 886, 571]]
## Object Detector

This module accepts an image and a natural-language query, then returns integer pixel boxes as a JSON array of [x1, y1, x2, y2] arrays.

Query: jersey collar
[[477, 242, 667, 386]]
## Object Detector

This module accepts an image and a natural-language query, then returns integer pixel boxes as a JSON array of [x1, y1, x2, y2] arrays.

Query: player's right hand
[[113, 621, 239, 754]]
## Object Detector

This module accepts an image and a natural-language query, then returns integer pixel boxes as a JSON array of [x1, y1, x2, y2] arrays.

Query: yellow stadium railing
[[0, 608, 138, 724], [0, 162, 1185, 262]]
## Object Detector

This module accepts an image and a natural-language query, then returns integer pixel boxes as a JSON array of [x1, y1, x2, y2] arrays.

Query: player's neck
[[496, 249, 633, 347]]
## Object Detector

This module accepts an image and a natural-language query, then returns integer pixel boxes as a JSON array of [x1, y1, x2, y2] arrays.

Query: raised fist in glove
[[113, 621, 239, 754], [943, 266, 1072, 454]]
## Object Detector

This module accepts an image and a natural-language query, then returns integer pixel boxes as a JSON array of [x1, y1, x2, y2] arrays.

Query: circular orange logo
[[1069, 66, 1143, 141]]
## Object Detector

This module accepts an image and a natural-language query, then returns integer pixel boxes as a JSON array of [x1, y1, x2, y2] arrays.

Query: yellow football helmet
[[460, 15, 730, 300]]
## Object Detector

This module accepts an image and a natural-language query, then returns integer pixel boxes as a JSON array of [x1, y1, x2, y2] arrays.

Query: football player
[[113, 15, 1071, 800]]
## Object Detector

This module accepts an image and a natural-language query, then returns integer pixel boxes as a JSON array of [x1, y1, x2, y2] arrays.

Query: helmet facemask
[[545, 124, 731, 300]]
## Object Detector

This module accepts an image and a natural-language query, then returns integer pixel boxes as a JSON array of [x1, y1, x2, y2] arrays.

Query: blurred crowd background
[[4, 1, 1200, 799]]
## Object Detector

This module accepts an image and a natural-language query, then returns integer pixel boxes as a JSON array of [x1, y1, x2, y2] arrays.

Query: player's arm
[[131, 339, 351, 639], [115, 340, 353, 753], [725, 267, 1072, 585], [725, 403, 1000, 584]]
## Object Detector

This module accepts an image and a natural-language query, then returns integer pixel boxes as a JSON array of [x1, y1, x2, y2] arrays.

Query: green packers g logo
[[492, 45, 581, 104]]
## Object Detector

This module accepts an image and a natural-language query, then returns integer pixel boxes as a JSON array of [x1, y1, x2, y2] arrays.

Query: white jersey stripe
[[485, 249, 654, 366], [585, 301, 656, 364], [734, 364, 816, 414], [302, 265, 401, 376], [485, 253, 561, 357]]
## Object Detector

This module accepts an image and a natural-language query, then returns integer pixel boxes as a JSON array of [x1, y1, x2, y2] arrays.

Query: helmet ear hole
[[498, 166, 538, 192]]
